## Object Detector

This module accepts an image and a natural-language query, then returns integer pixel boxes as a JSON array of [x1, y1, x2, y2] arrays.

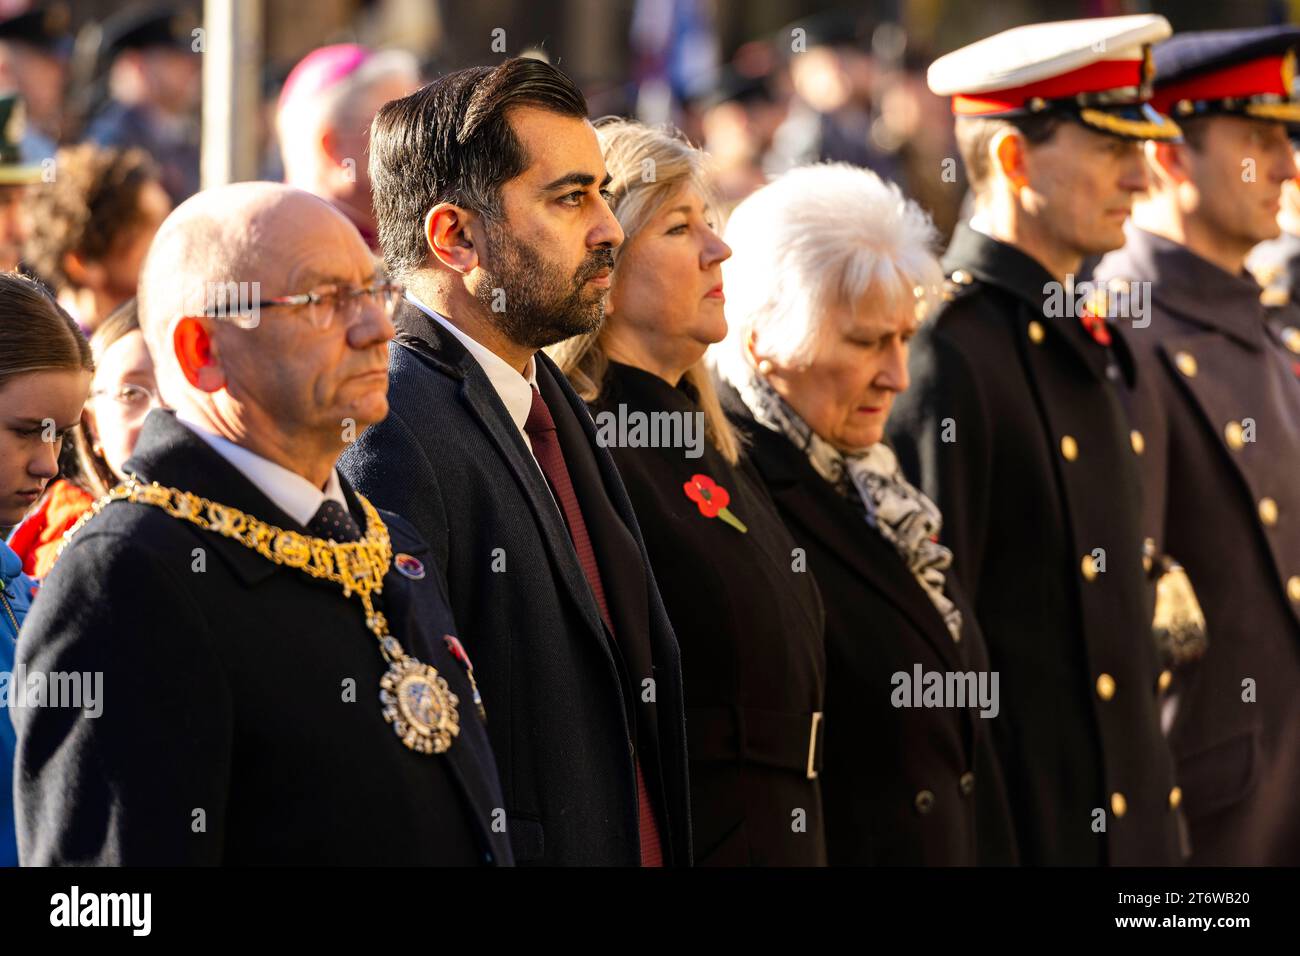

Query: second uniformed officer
[[887, 15, 1187, 865], [1094, 26, 1300, 865]]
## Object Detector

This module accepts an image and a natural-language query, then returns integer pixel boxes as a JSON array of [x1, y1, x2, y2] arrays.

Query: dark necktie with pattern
[[523, 384, 665, 867], [309, 498, 362, 543]]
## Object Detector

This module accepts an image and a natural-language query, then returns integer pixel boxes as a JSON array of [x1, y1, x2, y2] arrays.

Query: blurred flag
[[631, 0, 718, 123]]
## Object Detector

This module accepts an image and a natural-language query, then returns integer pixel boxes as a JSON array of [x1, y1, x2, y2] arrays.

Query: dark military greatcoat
[[886, 223, 1184, 866], [1095, 228, 1300, 864]]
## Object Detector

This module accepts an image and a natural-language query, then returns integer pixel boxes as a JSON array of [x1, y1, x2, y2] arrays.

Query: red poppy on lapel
[[1079, 299, 1113, 347], [683, 474, 748, 533]]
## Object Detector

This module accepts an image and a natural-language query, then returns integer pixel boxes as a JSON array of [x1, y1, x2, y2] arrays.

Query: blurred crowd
[[0, 2, 963, 325]]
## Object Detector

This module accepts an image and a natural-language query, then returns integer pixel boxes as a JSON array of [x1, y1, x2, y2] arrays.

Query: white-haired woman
[[712, 163, 1017, 865], [550, 119, 827, 866]]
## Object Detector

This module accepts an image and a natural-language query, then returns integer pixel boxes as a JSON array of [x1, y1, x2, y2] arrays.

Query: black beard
[[474, 225, 615, 350]]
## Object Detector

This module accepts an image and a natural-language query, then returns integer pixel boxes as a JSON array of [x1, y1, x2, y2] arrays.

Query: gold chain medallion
[[63, 477, 460, 755], [381, 658, 460, 754]]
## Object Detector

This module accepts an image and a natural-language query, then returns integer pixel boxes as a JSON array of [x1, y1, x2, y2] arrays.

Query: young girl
[[0, 271, 92, 866]]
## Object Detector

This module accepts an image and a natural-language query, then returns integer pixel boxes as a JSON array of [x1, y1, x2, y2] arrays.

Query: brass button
[[1142, 537, 1155, 574], [1169, 786, 1183, 810], [1262, 286, 1289, 307], [1283, 326, 1300, 354], [915, 789, 936, 815], [1224, 421, 1245, 450], [1096, 673, 1116, 701], [950, 269, 972, 285], [959, 772, 976, 797], [1158, 669, 1173, 693], [1175, 351, 1198, 377], [1130, 429, 1145, 455], [1060, 435, 1079, 461], [1111, 792, 1128, 818], [1081, 553, 1099, 582], [1288, 575, 1300, 603], [1259, 497, 1279, 527], [1027, 320, 1045, 344]]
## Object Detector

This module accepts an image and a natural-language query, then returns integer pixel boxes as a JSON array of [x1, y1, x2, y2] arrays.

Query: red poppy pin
[[683, 474, 748, 533], [1079, 301, 1112, 347], [443, 634, 486, 721]]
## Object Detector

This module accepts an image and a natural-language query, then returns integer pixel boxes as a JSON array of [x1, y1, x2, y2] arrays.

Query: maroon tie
[[524, 385, 664, 867]]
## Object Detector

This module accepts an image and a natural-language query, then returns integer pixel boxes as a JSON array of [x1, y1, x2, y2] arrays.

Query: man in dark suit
[[13, 181, 511, 865], [1093, 27, 1300, 864], [339, 58, 690, 865], [886, 15, 1186, 865]]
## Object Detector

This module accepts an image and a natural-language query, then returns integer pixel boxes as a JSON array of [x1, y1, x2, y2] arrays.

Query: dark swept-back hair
[[368, 56, 589, 280]]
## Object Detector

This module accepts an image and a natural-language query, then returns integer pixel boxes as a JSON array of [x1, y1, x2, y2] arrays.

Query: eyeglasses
[[204, 281, 405, 330], [90, 382, 164, 421]]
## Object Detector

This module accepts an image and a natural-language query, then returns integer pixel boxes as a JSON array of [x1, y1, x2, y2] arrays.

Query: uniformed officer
[[886, 15, 1187, 866], [1093, 26, 1300, 865]]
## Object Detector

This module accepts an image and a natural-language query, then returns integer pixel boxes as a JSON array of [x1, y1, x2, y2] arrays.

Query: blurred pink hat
[[278, 44, 372, 113]]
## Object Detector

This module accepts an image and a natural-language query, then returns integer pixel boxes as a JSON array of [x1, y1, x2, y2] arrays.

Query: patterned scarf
[[725, 362, 964, 642]]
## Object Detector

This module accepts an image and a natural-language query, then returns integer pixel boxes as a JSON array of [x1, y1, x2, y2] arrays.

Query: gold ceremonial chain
[[61, 477, 459, 754]]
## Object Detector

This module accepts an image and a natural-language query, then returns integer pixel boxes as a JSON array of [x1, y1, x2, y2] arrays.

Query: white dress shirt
[[406, 291, 542, 457], [176, 412, 347, 529]]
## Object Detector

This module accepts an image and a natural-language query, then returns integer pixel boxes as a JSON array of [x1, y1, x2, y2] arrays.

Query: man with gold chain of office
[[12, 181, 512, 865]]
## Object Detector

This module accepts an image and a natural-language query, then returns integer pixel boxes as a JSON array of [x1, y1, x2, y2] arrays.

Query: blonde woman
[[550, 119, 827, 866]]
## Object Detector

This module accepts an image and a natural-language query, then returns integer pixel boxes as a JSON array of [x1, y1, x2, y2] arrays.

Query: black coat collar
[[391, 300, 629, 655], [1103, 227, 1268, 352], [943, 221, 1060, 312], [391, 299, 477, 381], [122, 409, 383, 585], [601, 360, 700, 415], [945, 221, 1138, 384], [719, 382, 963, 670]]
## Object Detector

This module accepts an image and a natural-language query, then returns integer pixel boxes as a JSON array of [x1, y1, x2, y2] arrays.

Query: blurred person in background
[[8, 300, 163, 579], [713, 163, 1015, 865], [0, 92, 41, 272], [277, 44, 421, 252], [83, 4, 201, 204], [692, 66, 785, 210], [0, 3, 72, 162], [767, 10, 902, 185], [550, 118, 827, 865], [0, 272, 93, 867], [23, 144, 170, 334]]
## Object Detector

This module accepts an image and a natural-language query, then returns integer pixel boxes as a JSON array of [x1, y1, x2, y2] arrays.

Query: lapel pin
[[394, 553, 426, 579], [444, 634, 486, 722]]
